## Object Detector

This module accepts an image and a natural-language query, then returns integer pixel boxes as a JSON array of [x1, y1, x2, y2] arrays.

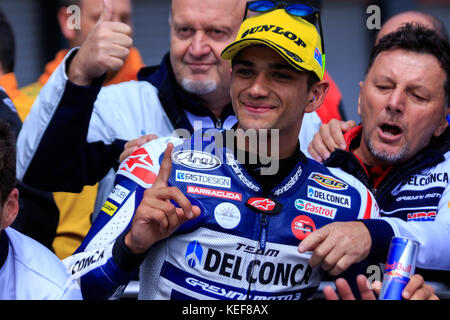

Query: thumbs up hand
[[124, 143, 202, 255], [68, 0, 133, 86]]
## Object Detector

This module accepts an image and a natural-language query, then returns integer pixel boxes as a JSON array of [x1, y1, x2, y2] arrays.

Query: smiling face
[[169, 0, 245, 103], [357, 49, 448, 165], [230, 45, 326, 154]]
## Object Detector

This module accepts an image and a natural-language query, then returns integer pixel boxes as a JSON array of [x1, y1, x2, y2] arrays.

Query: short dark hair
[[367, 23, 450, 109], [306, 72, 319, 91], [426, 13, 448, 41], [0, 9, 15, 74], [59, 0, 80, 7], [0, 121, 16, 205]]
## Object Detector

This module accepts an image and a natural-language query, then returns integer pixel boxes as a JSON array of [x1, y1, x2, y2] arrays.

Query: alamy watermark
[[66, 4, 382, 31], [366, 263, 385, 289], [172, 121, 281, 176], [66, 5, 81, 30], [366, 5, 381, 30]]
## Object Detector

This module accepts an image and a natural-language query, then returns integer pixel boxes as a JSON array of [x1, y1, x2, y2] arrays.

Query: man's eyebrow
[[232, 59, 300, 72], [232, 59, 253, 68], [269, 62, 300, 72], [373, 75, 394, 82]]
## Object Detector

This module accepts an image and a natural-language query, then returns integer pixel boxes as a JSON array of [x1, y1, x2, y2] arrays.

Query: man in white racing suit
[[63, 7, 381, 300]]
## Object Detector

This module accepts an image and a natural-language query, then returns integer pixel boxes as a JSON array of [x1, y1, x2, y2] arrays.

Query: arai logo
[[173, 150, 221, 170]]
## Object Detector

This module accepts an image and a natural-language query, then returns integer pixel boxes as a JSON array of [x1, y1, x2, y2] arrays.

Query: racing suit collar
[[343, 125, 393, 188], [138, 53, 235, 133], [344, 125, 450, 164], [340, 125, 449, 191], [343, 124, 363, 152], [243, 144, 306, 195], [219, 129, 308, 196]]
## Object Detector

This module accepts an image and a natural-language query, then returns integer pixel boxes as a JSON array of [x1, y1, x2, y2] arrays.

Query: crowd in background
[[0, 0, 448, 301]]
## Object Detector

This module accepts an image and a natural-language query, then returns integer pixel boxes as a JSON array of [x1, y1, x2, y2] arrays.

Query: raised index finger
[[153, 143, 174, 187]]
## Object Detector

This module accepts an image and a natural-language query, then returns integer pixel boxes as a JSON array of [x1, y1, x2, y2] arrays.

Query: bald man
[[376, 10, 448, 44]]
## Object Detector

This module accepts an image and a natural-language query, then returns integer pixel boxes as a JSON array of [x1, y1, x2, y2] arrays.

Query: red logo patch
[[119, 148, 157, 185], [248, 198, 276, 211], [187, 186, 242, 201], [246, 197, 282, 214], [291, 215, 316, 240]]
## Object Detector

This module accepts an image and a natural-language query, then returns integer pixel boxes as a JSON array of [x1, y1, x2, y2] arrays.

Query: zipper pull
[[215, 118, 222, 129], [245, 197, 282, 252], [259, 213, 268, 251]]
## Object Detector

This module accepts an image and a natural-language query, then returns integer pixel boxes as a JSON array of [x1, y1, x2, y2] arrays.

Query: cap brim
[[222, 38, 309, 74]]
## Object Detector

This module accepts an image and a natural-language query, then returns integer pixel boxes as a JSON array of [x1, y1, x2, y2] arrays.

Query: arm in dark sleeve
[[359, 219, 395, 263]]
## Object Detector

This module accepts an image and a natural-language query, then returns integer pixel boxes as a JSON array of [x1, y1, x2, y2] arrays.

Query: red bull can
[[378, 237, 420, 300]]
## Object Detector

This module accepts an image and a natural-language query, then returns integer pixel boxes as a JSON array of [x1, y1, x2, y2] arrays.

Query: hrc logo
[[407, 211, 436, 222]]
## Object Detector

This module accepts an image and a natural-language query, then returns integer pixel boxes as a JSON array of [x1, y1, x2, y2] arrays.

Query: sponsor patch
[[294, 199, 337, 219], [119, 148, 157, 186], [395, 193, 442, 202], [246, 197, 283, 215], [407, 211, 436, 222], [101, 201, 118, 216], [308, 173, 348, 190], [187, 185, 242, 201], [214, 202, 241, 229], [68, 249, 105, 276], [291, 215, 316, 240], [176, 170, 231, 188], [391, 172, 448, 195], [185, 240, 203, 268], [307, 186, 351, 208], [314, 47, 323, 67], [173, 150, 221, 170], [109, 185, 131, 204]]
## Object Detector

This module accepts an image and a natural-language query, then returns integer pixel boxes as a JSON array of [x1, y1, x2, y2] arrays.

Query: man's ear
[[0, 188, 19, 230], [433, 108, 449, 138], [305, 80, 329, 113], [57, 6, 77, 41], [357, 81, 364, 116]]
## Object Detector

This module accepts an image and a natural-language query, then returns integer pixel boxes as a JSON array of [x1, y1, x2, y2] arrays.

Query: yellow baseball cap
[[221, 9, 325, 80]]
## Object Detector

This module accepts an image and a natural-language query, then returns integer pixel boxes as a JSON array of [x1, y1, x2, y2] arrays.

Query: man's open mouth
[[380, 123, 403, 136]]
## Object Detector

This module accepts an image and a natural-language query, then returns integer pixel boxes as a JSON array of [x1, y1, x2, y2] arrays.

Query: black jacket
[[325, 126, 450, 282], [0, 88, 59, 250]]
